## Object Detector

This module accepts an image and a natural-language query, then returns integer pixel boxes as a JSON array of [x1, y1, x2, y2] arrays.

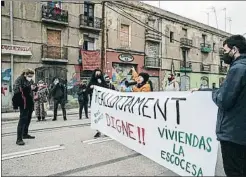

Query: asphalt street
[[1, 113, 226, 176]]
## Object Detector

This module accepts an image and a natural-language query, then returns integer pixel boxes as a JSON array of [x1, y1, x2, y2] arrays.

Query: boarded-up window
[[147, 42, 159, 57], [47, 29, 61, 59], [120, 24, 129, 47]]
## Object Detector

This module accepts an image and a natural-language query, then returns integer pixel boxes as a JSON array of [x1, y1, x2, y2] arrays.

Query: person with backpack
[[12, 68, 37, 146]]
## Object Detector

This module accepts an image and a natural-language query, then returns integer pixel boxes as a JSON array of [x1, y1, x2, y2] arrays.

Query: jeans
[[221, 141, 246, 176], [17, 107, 33, 140]]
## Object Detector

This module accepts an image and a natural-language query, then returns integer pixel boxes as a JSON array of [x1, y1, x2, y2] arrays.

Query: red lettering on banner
[[105, 113, 146, 145], [81, 50, 101, 70]]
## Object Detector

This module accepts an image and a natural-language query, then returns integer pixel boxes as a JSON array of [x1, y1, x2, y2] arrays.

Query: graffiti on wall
[[200, 76, 209, 89], [67, 65, 81, 100], [111, 63, 136, 90], [1, 68, 12, 107]]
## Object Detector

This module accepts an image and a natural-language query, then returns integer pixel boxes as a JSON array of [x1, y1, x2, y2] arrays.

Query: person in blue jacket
[[192, 35, 246, 176]]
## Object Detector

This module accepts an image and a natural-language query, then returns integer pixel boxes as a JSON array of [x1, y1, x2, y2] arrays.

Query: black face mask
[[223, 49, 235, 65]]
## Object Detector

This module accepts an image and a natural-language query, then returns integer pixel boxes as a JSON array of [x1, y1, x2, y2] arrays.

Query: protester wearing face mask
[[192, 35, 246, 176], [165, 74, 180, 91], [87, 68, 108, 138], [130, 67, 151, 92], [87, 69, 108, 107], [50, 77, 67, 121], [34, 80, 49, 121], [12, 68, 37, 146], [77, 80, 89, 119], [104, 74, 115, 90]]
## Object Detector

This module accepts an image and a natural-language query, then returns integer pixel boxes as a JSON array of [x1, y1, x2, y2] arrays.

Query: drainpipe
[[10, 1, 14, 95], [159, 18, 162, 91]]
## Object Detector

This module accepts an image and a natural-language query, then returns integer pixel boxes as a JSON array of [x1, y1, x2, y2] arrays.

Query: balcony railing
[[200, 43, 212, 53], [219, 66, 228, 73], [145, 57, 161, 68], [41, 5, 68, 25], [79, 14, 102, 31], [145, 30, 162, 42], [42, 45, 68, 62], [200, 64, 211, 72], [180, 38, 193, 49], [180, 61, 192, 72]]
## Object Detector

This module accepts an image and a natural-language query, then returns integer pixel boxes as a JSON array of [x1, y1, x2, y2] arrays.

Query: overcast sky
[[144, 1, 246, 35]]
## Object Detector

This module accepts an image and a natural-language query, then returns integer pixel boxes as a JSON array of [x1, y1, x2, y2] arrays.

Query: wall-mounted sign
[[118, 53, 134, 62], [1, 44, 32, 56]]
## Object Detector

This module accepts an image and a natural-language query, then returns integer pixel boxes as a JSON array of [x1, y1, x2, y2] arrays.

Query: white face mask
[[26, 77, 32, 81], [97, 79, 102, 83], [138, 76, 144, 83]]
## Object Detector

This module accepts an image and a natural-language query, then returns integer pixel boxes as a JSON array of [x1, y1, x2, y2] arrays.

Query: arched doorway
[[35, 66, 68, 102]]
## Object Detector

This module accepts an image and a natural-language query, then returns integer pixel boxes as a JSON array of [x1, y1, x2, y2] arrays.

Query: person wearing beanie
[[165, 73, 180, 91], [130, 67, 151, 92]]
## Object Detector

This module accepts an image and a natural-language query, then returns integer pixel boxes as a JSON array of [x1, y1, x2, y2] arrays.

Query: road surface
[[1, 113, 226, 176]]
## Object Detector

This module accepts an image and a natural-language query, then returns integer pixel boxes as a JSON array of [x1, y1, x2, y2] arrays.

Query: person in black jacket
[[87, 69, 108, 138], [12, 68, 37, 146], [50, 77, 67, 121], [87, 69, 108, 107], [104, 74, 116, 90], [77, 80, 89, 119]]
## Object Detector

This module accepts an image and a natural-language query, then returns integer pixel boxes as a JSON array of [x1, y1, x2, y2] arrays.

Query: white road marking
[[2, 145, 65, 161], [87, 138, 113, 145], [82, 137, 110, 143]]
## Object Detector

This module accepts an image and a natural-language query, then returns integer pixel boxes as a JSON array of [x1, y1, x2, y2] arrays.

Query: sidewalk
[[1, 108, 91, 122]]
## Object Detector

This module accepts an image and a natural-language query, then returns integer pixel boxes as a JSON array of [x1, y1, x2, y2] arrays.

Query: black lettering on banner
[[171, 97, 187, 125], [106, 93, 114, 107], [142, 98, 155, 118], [131, 97, 146, 115], [115, 96, 125, 110], [94, 89, 100, 104], [109, 96, 120, 108], [154, 98, 169, 121], [103, 92, 110, 107], [119, 96, 132, 111], [124, 96, 135, 113]]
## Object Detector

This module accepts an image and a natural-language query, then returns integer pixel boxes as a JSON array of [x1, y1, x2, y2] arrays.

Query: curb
[[2, 110, 91, 122]]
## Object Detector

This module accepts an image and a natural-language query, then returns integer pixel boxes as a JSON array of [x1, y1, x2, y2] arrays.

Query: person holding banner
[[192, 35, 246, 176], [87, 68, 108, 138]]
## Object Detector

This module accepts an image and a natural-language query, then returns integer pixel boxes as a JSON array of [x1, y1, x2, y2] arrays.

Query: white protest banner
[[91, 86, 219, 176]]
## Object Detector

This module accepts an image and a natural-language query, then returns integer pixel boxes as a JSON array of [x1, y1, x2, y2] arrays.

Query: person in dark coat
[[192, 35, 246, 176], [12, 68, 37, 146], [49, 77, 67, 121], [87, 69, 108, 107], [87, 69, 108, 138], [104, 74, 115, 90], [77, 80, 89, 119]]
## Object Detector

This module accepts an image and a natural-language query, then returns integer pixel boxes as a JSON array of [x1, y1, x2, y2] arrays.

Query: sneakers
[[94, 132, 101, 138], [23, 134, 35, 139], [16, 139, 25, 146]]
